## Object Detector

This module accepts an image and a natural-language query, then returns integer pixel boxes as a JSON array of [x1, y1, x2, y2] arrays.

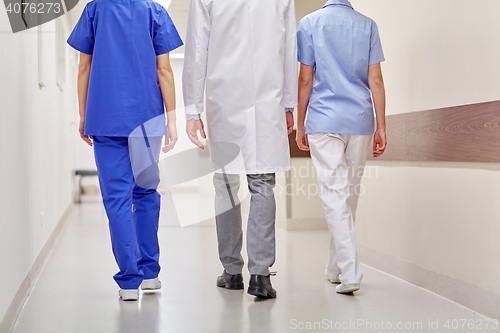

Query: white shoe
[[119, 289, 139, 301], [324, 269, 341, 284], [336, 283, 360, 294], [141, 277, 162, 290]]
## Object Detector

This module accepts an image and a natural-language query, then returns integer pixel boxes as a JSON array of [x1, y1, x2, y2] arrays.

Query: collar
[[323, 0, 354, 10]]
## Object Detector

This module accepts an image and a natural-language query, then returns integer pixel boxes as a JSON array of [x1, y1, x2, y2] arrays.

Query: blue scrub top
[[297, 0, 385, 136], [67, 0, 183, 137]]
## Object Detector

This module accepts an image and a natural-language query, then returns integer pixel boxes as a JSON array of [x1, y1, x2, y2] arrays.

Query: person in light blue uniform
[[67, 0, 183, 301], [296, 0, 387, 294]]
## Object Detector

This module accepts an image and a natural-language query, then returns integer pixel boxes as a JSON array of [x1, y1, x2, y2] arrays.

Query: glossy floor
[[12, 198, 494, 333]]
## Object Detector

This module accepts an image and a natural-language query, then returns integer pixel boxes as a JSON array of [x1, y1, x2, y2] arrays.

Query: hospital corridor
[[1, 0, 500, 332]]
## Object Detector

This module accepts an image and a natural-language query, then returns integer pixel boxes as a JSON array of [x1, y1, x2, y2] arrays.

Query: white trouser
[[308, 133, 372, 284]]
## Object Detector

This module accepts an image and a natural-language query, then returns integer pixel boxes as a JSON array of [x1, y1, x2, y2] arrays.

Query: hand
[[295, 125, 309, 152], [373, 128, 387, 158], [79, 117, 93, 147], [186, 119, 206, 149], [162, 122, 178, 153], [286, 112, 294, 135]]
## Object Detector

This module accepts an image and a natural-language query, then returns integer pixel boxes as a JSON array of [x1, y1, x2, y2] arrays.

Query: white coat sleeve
[[282, 0, 298, 110], [182, 0, 211, 118]]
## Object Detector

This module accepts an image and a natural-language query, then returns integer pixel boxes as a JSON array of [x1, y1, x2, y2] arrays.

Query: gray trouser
[[213, 173, 276, 276]]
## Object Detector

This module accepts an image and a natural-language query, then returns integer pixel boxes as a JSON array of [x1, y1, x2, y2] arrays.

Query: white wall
[[352, 0, 500, 116], [0, 11, 79, 325], [357, 162, 500, 292]]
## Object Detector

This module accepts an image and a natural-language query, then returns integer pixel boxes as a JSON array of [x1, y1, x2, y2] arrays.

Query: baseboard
[[0, 204, 73, 333], [358, 245, 500, 320], [282, 218, 328, 231]]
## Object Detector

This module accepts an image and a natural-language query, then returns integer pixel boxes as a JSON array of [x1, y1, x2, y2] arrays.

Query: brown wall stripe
[[289, 100, 500, 163]]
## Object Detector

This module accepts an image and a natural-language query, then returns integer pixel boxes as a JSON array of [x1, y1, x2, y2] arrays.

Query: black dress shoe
[[247, 274, 277, 298], [217, 270, 244, 290]]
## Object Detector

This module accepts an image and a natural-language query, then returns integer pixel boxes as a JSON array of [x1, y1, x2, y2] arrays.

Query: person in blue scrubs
[[67, 0, 183, 301]]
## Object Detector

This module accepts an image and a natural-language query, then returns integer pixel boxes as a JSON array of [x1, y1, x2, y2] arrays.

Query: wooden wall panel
[[289, 100, 500, 163], [288, 130, 311, 158], [403, 101, 500, 162]]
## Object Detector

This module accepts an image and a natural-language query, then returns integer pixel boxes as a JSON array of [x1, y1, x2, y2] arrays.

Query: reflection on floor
[[12, 196, 492, 333]]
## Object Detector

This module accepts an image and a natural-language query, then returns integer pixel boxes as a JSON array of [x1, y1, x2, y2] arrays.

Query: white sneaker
[[336, 283, 360, 294], [324, 269, 341, 284], [141, 277, 162, 290], [119, 289, 139, 301]]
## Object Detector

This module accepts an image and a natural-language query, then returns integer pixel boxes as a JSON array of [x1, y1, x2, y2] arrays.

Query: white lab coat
[[183, 0, 298, 174]]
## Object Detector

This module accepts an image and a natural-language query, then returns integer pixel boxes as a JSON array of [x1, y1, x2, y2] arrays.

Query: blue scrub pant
[[93, 135, 162, 289]]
